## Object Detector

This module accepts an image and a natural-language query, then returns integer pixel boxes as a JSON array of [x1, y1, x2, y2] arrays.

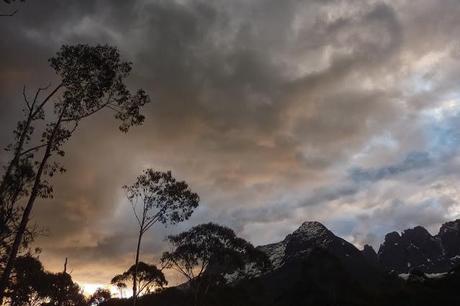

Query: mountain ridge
[[256, 218, 460, 276], [102, 218, 460, 306], [377, 219, 460, 273]]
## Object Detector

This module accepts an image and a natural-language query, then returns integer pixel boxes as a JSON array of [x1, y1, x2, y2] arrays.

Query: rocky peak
[[378, 220, 460, 274], [402, 226, 433, 243], [260, 221, 354, 270], [362, 244, 378, 266], [437, 219, 460, 259], [381, 231, 401, 246], [289, 221, 333, 241], [293, 221, 329, 235], [284, 221, 336, 254], [439, 219, 460, 234]]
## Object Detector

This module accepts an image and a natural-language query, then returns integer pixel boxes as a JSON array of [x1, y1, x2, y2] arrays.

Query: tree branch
[[62, 91, 114, 123], [19, 144, 47, 157], [131, 201, 142, 228], [22, 85, 31, 110], [31, 83, 63, 118], [0, 9, 17, 17], [32, 83, 51, 109], [142, 212, 161, 234]]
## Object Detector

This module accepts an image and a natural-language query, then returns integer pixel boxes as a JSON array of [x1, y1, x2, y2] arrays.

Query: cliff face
[[377, 220, 460, 273]]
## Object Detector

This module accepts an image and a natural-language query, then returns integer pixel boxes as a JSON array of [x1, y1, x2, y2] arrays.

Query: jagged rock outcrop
[[377, 220, 460, 273], [361, 244, 378, 266], [439, 220, 460, 258]]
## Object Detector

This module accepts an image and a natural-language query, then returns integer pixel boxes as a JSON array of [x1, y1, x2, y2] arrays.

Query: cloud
[[349, 151, 433, 183], [1, 0, 460, 288]]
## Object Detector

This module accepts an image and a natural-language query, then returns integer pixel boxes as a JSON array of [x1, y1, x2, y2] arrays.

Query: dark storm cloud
[[2, 0, 460, 287]]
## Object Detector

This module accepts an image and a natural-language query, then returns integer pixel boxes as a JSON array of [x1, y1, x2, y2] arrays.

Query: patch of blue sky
[[421, 94, 460, 122], [350, 131, 399, 162], [405, 73, 435, 96], [423, 105, 460, 159]]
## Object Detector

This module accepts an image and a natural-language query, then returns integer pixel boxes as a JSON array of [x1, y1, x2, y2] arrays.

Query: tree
[[161, 223, 272, 306], [124, 169, 199, 305], [42, 272, 86, 306], [87, 288, 111, 306], [5, 254, 47, 306], [111, 262, 167, 299], [0, 85, 47, 275], [0, 44, 149, 301], [1, 0, 24, 16], [5, 254, 86, 306], [112, 279, 127, 298]]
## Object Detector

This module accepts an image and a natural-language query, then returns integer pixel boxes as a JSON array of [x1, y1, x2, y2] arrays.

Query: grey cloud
[[351, 196, 457, 249], [1, 0, 460, 287], [349, 151, 433, 183]]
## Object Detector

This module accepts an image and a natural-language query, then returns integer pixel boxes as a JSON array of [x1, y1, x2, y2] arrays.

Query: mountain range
[[104, 219, 460, 306], [258, 219, 460, 276]]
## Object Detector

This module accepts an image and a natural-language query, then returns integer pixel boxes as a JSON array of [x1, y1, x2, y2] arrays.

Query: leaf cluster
[[111, 262, 167, 296], [161, 223, 272, 285], [6, 255, 86, 306], [125, 170, 200, 232], [87, 288, 111, 305], [50, 44, 149, 132]]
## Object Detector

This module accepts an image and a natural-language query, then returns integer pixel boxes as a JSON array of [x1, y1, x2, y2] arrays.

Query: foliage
[[49, 44, 149, 133], [161, 223, 271, 305], [6, 255, 47, 306], [5, 255, 86, 306], [125, 170, 199, 229], [0, 0, 24, 17], [125, 169, 199, 302], [0, 43, 149, 301], [111, 262, 167, 297], [88, 288, 112, 305]]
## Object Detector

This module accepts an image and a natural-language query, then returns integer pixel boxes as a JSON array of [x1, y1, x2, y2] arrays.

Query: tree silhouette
[[87, 288, 111, 305], [0, 84, 48, 276], [5, 255, 46, 306], [1, 0, 24, 16], [161, 223, 271, 306], [5, 254, 86, 306], [0, 44, 149, 301], [42, 272, 86, 306], [111, 262, 167, 299], [112, 280, 127, 299], [124, 169, 199, 305]]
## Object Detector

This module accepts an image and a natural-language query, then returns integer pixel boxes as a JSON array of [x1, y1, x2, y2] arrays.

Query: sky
[[2, 0, 460, 295]]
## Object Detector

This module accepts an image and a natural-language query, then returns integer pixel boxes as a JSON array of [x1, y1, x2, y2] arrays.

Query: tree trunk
[[0, 84, 61, 206], [63, 257, 68, 273], [0, 110, 34, 205], [0, 109, 65, 303], [132, 230, 143, 306], [192, 279, 202, 306]]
